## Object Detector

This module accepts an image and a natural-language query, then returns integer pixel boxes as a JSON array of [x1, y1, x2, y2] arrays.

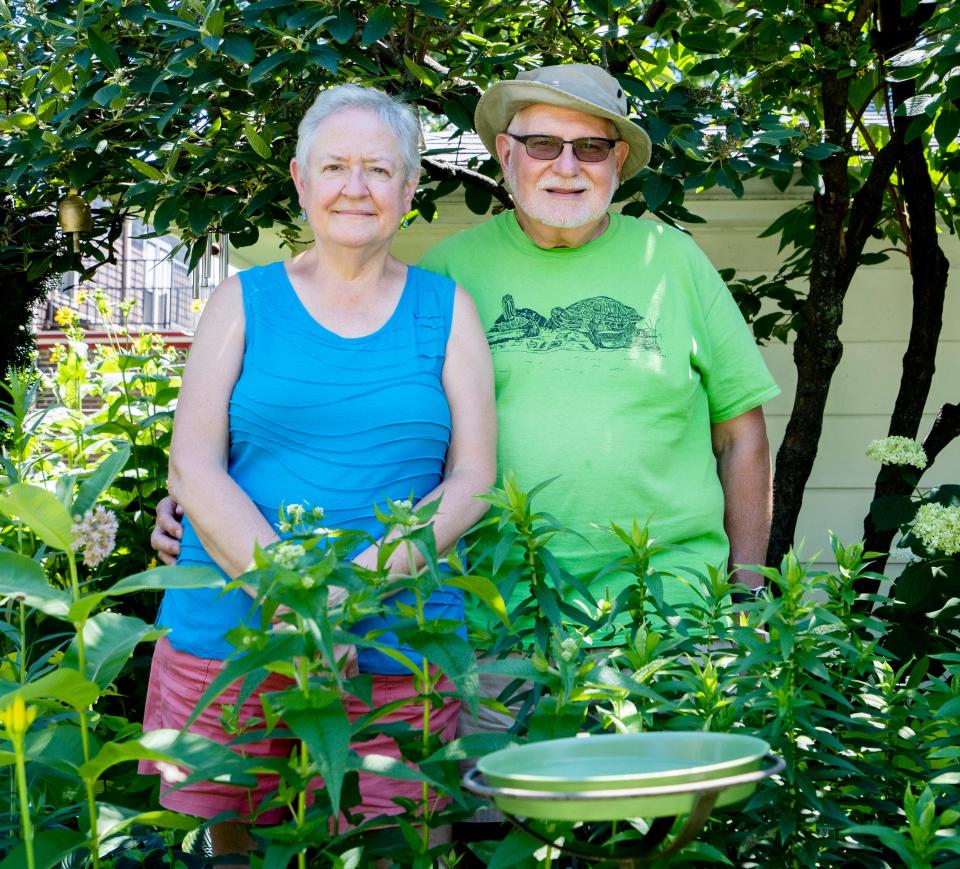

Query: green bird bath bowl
[[463, 731, 784, 865]]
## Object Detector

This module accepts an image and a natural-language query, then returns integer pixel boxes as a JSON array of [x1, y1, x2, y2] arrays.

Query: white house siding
[[231, 181, 960, 572]]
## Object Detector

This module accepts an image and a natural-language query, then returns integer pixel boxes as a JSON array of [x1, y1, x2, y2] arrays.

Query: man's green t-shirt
[[419, 211, 780, 621]]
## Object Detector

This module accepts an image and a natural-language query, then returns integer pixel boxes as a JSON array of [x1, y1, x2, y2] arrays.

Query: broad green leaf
[[486, 828, 541, 869], [285, 695, 351, 815], [109, 564, 225, 596], [62, 611, 164, 689], [643, 172, 673, 212], [72, 444, 131, 519], [96, 802, 197, 839], [87, 28, 121, 72], [25, 724, 86, 774], [243, 122, 272, 159], [129, 158, 164, 180], [935, 104, 960, 150], [248, 51, 295, 84], [221, 35, 256, 64], [402, 55, 440, 89], [0, 828, 86, 869], [81, 727, 258, 785], [67, 564, 224, 623], [1, 668, 99, 711], [361, 6, 394, 45], [444, 575, 510, 629], [92, 83, 122, 106], [0, 552, 71, 617], [0, 483, 74, 551], [327, 7, 356, 42], [357, 752, 429, 782], [405, 631, 479, 717]]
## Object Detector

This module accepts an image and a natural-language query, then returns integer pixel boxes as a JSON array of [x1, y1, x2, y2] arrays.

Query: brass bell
[[58, 190, 93, 252]]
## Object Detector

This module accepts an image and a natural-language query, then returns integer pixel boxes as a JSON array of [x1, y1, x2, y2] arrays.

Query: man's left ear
[[614, 141, 630, 179]]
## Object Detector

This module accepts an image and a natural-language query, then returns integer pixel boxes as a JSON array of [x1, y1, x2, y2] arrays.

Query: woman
[[140, 84, 496, 863]]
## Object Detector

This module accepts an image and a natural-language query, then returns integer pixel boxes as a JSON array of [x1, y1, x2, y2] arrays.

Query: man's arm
[[151, 495, 183, 565], [711, 406, 772, 591]]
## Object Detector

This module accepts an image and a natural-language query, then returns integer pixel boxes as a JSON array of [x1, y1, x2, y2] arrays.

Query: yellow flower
[[73, 288, 89, 306], [0, 697, 38, 739], [190, 298, 206, 314], [146, 557, 158, 569], [53, 307, 76, 328]]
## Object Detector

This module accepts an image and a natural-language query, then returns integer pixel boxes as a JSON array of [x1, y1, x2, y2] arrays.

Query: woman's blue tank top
[[157, 262, 465, 672]]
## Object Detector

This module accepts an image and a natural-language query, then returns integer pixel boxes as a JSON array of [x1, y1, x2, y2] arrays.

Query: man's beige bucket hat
[[474, 63, 652, 178]]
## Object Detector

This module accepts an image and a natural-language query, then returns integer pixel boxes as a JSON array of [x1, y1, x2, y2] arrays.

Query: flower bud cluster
[[865, 436, 928, 469], [912, 502, 960, 556]]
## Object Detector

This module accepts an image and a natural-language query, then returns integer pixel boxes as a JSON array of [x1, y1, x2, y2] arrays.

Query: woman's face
[[291, 107, 417, 250]]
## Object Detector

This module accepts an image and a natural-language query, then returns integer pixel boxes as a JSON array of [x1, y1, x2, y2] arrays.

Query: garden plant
[[1, 313, 959, 867]]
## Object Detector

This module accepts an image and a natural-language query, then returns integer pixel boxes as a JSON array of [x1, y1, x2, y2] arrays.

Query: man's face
[[496, 104, 629, 233]]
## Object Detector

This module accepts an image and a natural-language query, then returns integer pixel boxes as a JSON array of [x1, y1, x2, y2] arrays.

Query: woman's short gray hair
[[295, 84, 422, 181]]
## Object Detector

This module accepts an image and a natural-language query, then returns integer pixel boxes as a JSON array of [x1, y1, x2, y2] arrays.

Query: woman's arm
[[352, 284, 497, 572], [167, 276, 280, 580]]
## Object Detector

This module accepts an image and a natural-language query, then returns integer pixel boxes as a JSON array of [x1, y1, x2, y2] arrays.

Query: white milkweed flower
[[272, 542, 306, 569], [865, 436, 928, 469], [911, 503, 960, 556], [286, 503, 306, 523], [70, 506, 119, 568]]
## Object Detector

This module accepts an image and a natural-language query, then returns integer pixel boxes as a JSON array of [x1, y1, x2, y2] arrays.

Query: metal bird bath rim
[[461, 732, 785, 866]]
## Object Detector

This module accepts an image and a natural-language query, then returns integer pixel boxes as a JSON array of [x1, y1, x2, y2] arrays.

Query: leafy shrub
[[1, 344, 959, 868]]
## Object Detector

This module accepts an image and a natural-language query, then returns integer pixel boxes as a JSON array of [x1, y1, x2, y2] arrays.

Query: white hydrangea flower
[[272, 542, 306, 569], [911, 503, 960, 556], [70, 506, 119, 568], [865, 436, 927, 469]]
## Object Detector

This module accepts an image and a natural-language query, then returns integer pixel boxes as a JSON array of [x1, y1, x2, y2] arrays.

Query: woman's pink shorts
[[139, 636, 460, 825]]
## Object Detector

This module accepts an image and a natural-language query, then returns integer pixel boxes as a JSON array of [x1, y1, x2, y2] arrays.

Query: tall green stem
[[13, 735, 35, 869], [67, 553, 100, 869]]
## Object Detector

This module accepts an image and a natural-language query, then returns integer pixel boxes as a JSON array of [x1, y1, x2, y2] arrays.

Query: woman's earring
[[299, 209, 306, 222]]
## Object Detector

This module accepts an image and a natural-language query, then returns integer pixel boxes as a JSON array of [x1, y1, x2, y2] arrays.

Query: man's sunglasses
[[507, 133, 618, 163]]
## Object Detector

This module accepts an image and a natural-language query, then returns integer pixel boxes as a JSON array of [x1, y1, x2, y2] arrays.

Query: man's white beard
[[506, 162, 618, 229]]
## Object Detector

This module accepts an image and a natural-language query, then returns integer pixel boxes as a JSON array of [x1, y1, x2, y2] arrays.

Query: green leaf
[[870, 495, 918, 531], [405, 631, 479, 717], [88, 28, 121, 73], [80, 728, 258, 786], [0, 552, 71, 617], [327, 8, 356, 43], [109, 564, 226, 596], [72, 444, 131, 519], [62, 612, 164, 689], [897, 93, 941, 117], [1, 668, 100, 712], [935, 104, 960, 149], [402, 55, 440, 89], [0, 829, 86, 869], [0, 482, 74, 552], [444, 575, 510, 629], [221, 35, 256, 64], [129, 158, 164, 180], [486, 828, 541, 869], [285, 695, 352, 815], [243, 122, 272, 159], [248, 51, 296, 85], [361, 6, 394, 45], [96, 802, 197, 839], [642, 173, 673, 212], [151, 197, 181, 235], [92, 83, 122, 106]]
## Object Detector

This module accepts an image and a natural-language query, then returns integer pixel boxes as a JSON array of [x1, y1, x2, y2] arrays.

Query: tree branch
[[420, 156, 514, 209]]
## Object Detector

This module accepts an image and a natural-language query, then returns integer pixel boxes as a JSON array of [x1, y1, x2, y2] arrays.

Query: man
[[153, 63, 778, 623]]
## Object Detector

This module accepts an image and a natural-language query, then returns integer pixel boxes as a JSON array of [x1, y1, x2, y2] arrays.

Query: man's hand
[[151, 495, 184, 565]]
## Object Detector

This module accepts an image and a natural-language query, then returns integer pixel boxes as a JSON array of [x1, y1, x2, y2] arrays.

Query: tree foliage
[[2, 0, 958, 567]]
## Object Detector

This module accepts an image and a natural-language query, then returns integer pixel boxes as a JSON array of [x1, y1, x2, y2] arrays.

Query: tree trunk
[[861, 134, 950, 574], [767, 72, 853, 566]]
